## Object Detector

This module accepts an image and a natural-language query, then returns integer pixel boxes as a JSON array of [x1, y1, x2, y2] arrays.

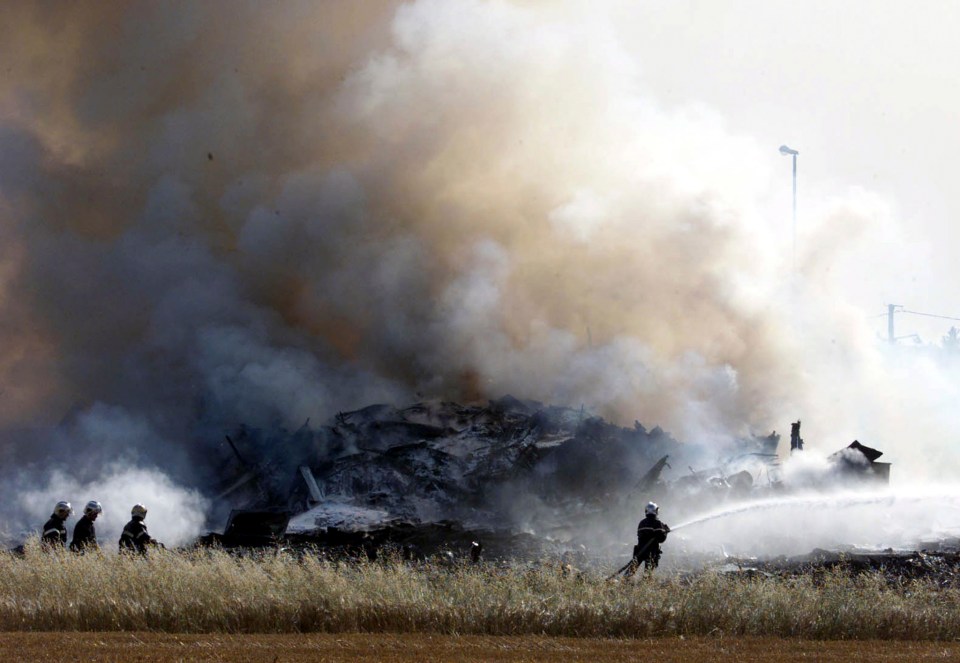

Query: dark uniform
[[119, 516, 156, 554], [41, 514, 68, 549], [629, 513, 670, 573], [70, 515, 99, 553]]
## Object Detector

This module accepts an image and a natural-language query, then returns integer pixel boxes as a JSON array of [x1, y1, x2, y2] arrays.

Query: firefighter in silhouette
[[119, 503, 160, 555], [625, 501, 670, 577], [41, 501, 72, 549], [70, 500, 102, 553]]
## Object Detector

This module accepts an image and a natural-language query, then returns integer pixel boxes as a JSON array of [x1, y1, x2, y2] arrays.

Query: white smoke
[[16, 464, 209, 549], [1, 0, 959, 553]]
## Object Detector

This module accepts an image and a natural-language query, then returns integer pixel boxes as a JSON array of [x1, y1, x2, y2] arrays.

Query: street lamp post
[[779, 144, 799, 273]]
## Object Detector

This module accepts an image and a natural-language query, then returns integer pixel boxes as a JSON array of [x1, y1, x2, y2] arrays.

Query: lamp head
[[779, 145, 799, 156]]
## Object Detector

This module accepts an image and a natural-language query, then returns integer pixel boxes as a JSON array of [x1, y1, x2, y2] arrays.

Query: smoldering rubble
[[201, 397, 894, 561], [5, 2, 955, 564]]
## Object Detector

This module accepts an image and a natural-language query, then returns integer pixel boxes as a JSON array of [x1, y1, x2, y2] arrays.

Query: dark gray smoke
[[1, 1, 956, 545]]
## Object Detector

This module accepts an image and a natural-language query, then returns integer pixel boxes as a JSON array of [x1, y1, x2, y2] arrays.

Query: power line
[[880, 306, 960, 345], [900, 309, 960, 323]]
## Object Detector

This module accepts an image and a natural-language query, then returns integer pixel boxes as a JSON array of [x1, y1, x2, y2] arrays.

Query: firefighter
[[119, 503, 159, 554], [470, 541, 483, 564], [625, 501, 670, 576], [70, 500, 102, 553], [41, 501, 72, 549]]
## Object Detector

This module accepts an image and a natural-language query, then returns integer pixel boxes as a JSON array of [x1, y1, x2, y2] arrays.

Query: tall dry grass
[[1, 542, 958, 638]]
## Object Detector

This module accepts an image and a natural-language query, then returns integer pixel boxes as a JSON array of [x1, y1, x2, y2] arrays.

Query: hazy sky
[[621, 0, 960, 340]]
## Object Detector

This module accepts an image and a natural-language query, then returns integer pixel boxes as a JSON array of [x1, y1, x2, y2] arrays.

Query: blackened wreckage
[[198, 399, 891, 559]]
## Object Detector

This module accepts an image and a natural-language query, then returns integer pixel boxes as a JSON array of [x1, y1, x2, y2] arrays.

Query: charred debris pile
[[202, 399, 887, 559]]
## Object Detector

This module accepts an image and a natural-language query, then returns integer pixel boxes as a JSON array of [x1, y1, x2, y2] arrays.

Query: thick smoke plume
[[1, 2, 957, 544]]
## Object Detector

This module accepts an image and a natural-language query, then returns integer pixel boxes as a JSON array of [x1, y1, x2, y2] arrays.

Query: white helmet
[[83, 500, 103, 517], [131, 503, 148, 519], [645, 501, 659, 517], [54, 501, 72, 519]]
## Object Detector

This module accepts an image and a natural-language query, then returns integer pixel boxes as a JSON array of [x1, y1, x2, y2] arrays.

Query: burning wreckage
[[199, 398, 892, 561]]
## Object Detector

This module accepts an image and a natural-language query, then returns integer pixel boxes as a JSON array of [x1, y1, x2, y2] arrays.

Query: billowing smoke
[[1, 1, 957, 546], [15, 464, 209, 549]]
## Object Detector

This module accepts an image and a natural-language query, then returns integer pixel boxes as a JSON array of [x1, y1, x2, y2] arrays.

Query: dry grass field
[[0, 633, 957, 662], [4, 543, 960, 644]]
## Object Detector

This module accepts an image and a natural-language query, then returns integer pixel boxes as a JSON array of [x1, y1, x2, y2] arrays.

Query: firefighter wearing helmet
[[119, 503, 159, 555], [625, 501, 670, 576], [41, 501, 72, 549], [70, 500, 102, 553]]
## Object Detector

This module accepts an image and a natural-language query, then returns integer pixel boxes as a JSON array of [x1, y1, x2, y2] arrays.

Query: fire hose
[[606, 537, 658, 580]]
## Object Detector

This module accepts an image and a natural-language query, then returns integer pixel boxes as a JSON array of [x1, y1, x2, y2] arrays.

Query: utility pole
[[779, 145, 799, 273], [887, 304, 900, 344]]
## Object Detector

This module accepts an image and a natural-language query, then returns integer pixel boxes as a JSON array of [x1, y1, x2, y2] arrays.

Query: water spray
[[668, 487, 960, 555], [671, 492, 897, 532]]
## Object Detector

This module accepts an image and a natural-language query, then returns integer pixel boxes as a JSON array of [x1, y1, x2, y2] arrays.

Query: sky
[[2, 1, 960, 542], [621, 0, 959, 330]]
